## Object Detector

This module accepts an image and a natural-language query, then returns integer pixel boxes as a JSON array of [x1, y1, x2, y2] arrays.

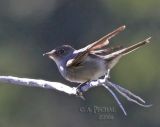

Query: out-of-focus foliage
[[0, 0, 159, 127]]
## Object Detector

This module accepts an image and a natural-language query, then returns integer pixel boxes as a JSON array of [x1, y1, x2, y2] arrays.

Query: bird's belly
[[64, 58, 107, 83]]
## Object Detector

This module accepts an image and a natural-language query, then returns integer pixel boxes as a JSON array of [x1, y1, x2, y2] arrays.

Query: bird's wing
[[91, 45, 124, 56], [66, 25, 126, 67], [85, 25, 126, 51]]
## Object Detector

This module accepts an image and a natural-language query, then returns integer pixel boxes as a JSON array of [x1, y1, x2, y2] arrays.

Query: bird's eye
[[58, 49, 65, 55]]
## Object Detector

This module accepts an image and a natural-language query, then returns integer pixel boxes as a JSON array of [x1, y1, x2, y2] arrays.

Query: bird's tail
[[104, 37, 151, 59], [102, 37, 151, 69]]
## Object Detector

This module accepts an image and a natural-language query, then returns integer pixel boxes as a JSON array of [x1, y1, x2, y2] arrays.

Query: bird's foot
[[76, 88, 85, 100], [76, 82, 88, 100]]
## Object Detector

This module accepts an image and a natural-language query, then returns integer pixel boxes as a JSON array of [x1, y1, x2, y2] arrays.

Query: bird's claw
[[76, 87, 85, 100]]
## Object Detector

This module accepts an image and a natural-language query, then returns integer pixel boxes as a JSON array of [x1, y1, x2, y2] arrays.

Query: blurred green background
[[0, 0, 159, 126]]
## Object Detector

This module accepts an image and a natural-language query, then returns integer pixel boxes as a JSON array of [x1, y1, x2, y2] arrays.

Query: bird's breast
[[61, 54, 107, 83]]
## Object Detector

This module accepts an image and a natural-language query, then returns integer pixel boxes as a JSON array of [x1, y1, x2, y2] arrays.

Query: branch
[[0, 75, 152, 116], [0, 76, 77, 95]]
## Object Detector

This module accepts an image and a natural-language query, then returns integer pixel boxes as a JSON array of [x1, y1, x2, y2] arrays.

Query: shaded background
[[0, 0, 159, 126]]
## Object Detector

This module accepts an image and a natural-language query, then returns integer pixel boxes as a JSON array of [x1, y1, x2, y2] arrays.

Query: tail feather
[[101, 37, 151, 69], [103, 37, 151, 60], [118, 37, 151, 56]]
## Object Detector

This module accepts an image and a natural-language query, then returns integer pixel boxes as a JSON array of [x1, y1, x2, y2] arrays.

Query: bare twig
[[106, 80, 152, 108], [102, 84, 127, 116], [0, 75, 151, 116], [0, 76, 102, 95], [0, 76, 77, 95]]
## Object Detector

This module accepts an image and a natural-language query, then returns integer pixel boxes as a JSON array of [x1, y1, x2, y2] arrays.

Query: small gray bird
[[44, 25, 151, 95]]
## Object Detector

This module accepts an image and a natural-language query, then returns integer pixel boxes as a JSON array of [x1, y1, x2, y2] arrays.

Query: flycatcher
[[43, 25, 151, 95]]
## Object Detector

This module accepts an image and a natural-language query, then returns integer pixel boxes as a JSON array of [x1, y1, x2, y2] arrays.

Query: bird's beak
[[43, 50, 56, 59]]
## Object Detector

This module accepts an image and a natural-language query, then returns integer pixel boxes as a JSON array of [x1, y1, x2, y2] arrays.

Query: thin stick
[[106, 80, 152, 107], [102, 84, 127, 116]]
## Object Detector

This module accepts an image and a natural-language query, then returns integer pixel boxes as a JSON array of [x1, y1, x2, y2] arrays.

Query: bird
[[43, 25, 151, 97]]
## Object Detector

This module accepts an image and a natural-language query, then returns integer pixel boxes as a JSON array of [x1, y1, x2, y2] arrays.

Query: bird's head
[[43, 45, 75, 64]]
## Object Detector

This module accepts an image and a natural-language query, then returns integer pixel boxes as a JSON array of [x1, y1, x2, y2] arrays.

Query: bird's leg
[[105, 69, 110, 79], [76, 81, 89, 100]]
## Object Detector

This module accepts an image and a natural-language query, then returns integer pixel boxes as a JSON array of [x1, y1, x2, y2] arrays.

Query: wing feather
[[66, 25, 126, 67]]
